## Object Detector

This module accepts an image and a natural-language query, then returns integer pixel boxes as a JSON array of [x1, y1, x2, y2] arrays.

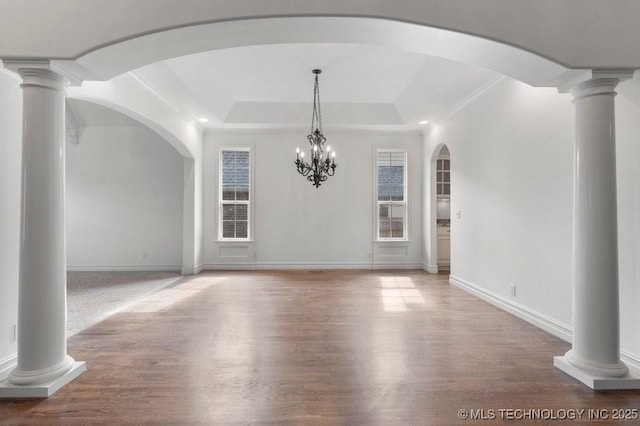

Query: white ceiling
[[164, 44, 429, 104], [72, 42, 501, 129]]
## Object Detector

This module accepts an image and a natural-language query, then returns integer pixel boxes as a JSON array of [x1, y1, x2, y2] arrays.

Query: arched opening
[[434, 145, 451, 271], [60, 15, 576, 276], [71, 16, 574, 87], [64, 99, 185, 273], [427, 143, 451, 273]]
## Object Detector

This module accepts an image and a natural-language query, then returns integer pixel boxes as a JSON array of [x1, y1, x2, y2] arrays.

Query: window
[[219, 148, 251, 240], [377, 150, 407, 240]]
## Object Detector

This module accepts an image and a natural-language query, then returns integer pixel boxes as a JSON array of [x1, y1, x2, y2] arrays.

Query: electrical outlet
[[509, 284, 517, 297], [455, 210, 461, 219]]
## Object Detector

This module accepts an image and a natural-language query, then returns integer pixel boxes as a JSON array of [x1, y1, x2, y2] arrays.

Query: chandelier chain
[[312, 74, 323, 136]]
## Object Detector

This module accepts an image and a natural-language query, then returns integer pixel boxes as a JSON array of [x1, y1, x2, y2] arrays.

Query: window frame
[[218, 146, 253, 241], [375, 148, 408, 241]]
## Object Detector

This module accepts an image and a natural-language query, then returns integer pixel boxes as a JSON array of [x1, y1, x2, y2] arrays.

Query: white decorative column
[[554, 71, 640, 390], [0, 62, 85, 398]]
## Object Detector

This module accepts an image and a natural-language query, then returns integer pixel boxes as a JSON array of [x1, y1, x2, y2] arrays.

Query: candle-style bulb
[[332, 151, 336, 158], [296, 147, 300, 154], [327, 145, 331, 152], [313, 144, 318, 151], [300, 152, 305, 158]]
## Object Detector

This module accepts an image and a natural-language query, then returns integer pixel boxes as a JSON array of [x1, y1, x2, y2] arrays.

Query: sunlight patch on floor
[[379, 276, 426, 312], [128, 277, 226, 313]]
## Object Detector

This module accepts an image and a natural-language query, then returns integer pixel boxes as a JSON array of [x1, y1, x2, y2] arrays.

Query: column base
[[554, 356, 640, 390], [0, 361, 86, 398]]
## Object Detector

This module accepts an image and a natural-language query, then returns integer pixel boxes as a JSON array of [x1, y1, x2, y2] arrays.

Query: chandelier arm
[[295, 160, 314, 178]]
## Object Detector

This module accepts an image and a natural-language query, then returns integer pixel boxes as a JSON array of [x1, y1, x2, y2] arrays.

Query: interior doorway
[[434, 145, 451, 271]]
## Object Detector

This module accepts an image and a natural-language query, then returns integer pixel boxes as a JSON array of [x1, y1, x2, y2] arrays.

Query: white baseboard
[[422, 263, 438, 273], [200, 261, 423, 271], [622, 351, 640, 372], [449, 274, 640, 373], [67, 265, 182, 272], [449, 275, 572, 341], [372, 262, 423, 270], [181, 264, 203, 275], [200, 262, 258, 270], [0, 354, 16, 382], [202, 261, 368, 270]]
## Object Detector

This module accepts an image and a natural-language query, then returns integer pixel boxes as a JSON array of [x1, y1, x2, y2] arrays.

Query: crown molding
[[428, 75, 505, 128]]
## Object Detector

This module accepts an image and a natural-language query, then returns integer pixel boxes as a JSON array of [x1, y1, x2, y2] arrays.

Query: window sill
[[216, 239, 255, 243], [374, 239, 411, 243]]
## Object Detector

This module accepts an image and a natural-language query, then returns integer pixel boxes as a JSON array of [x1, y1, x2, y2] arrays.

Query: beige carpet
[[67, 271, 183, 336]]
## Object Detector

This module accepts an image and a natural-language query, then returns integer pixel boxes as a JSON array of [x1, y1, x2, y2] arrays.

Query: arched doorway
[[434, 145, 451, 271], [61, 16, 574, 277], [66, 16, 575, 87], [426, 143, 451, 273]]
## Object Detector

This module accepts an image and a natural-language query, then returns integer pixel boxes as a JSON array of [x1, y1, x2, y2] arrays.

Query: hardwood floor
[[1, 270, 639, 425]]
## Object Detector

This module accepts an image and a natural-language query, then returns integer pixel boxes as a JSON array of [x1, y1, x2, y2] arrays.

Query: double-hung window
[[377, 150, 407, 240], [219, 148, 251, 240]]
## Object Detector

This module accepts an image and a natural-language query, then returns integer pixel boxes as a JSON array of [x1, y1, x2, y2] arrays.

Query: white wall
[[202, 128, 422, 269], [68, 74, 206, 275], [66, 126, 184, 271], [182, 155, 204, 275], [425, 76, 640, 365], [0, 75, 21, 377], [615, 88, 640, 360]]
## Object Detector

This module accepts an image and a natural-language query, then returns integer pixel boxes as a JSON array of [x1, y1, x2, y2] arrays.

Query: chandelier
[[295, 69, 336, 187]]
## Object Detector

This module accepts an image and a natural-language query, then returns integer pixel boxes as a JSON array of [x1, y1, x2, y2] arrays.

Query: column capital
[[2, 60, 69, 91], [557, 69, 635, 95], [571, 78, 620, 102]]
